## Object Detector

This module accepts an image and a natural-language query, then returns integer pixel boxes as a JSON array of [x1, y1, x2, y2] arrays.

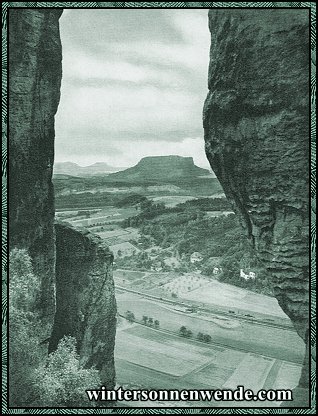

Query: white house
[[240, 269, 256, 280], [151, 260, 163, 272]]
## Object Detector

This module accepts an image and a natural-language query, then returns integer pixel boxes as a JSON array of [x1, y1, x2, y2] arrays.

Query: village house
[[240, 269, 256, 280], [203, 256, 222, 276], [151, 260, 163, 272], [213, 266, 222, 275]]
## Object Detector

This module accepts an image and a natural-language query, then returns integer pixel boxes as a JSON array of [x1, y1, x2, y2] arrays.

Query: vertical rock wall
[[50, 223, 117, 388], [204, 9, 309, 390], [9, 9, 117, 389], [9, 9, 63, 335]]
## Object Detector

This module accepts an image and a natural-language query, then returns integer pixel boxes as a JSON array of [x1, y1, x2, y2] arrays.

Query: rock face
[[50, 223, 116, 388], [9, 9, 117, 389], [9, 9, 63, 334], [204, 9, 309, 389]]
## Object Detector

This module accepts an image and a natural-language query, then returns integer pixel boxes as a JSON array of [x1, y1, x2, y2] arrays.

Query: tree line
[[124, 310, 160, 329]]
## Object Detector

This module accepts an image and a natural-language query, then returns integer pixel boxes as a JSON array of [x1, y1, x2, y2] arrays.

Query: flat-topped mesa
[[50, 223, 117, 388], [109, 155, 210, 180], [138, 155, 194, 165], [204, 9, 309, 392], [138, 155, 199, 174], [9, 9, 63, 336]]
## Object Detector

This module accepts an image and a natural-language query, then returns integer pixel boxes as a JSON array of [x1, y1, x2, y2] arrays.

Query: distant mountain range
[[54, 161, 125, 176], [107, 155, 212, 181], [54, 156, 213, 181]]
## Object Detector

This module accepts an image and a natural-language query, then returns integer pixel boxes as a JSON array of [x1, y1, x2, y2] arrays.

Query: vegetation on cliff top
[[9, 249, 100, 407]]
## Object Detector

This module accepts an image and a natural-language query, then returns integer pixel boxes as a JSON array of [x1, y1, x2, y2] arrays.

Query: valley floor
[[55, 205, 306, 408], [115, 288, 304, 408]]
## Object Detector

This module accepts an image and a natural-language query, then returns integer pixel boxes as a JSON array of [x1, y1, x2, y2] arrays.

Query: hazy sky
[[55, 9, 211, 168]]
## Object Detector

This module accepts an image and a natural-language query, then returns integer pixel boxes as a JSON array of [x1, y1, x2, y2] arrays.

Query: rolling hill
[[54, 161, 125, 176]]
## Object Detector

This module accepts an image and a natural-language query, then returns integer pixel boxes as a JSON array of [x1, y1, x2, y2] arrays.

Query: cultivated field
[[115, 321, 303, 407], [114, 269, 176, 290], [115, 269, 289, 321], [56, 207, 141, 247], [181, 280, 286, 318], [149, 195, 197, 207], [272, 361, 304, 390], [222, 353, 274, 391], [115, 291, 305, 363], [58, 206, 137, 227], [95, 227, 139, 242], [162, 274, 210, 296], [114, 270, 289, 323], [115, 325, 214, 377], [205, 210, 234, 217]]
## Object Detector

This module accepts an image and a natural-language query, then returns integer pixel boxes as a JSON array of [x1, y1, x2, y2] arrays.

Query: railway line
[[115, 284, 294, 332]]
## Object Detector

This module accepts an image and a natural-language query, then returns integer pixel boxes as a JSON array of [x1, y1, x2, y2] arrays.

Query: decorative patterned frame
[[2, 2, 316, 414]]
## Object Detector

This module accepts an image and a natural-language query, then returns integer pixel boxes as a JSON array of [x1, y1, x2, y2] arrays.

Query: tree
[[9, 249, 101, 407], [186, 330, 193, 338], [179, 326, 188, 337], [140, 199, 153, 211], [154, 320, 160, 329], [9, 248, 39, 311], [197, 332, 204, 341], [9, 249, 42, 406], [203, 334, 212, 343], [148, 317, 154, 326], [33, 336, 101, 406], [125, 310, 135, 323], [142, 315, 148, 325]]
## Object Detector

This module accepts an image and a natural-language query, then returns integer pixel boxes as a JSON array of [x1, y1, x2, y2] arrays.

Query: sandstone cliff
[[9, 9, 63, 335], [204, 9, 309, 391], [9, 9, 117, 389], [50, 223, 116, 388]]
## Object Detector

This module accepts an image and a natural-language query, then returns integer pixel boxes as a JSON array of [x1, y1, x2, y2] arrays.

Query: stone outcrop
[[9, 9, 63, 335], [9, 9, 117, 389], [109, 155, 211, 180], [204, 9, 309, 391], [50, 223, 116, 387]]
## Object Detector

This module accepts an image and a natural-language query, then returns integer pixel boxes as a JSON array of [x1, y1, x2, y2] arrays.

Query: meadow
[[115, 291, 304, 363], [115, 319, 302, 407], [181, 280, 286, 318]]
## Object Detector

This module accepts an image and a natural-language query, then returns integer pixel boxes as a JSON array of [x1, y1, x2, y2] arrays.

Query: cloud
[[60, 9, 185, 53], [56, 9, 211, 167], [56, 82, 203, 141], [62, 49, 188, 88]]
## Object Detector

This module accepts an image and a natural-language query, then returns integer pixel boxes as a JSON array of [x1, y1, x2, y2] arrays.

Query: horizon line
[[54, 154, 212, 170]]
